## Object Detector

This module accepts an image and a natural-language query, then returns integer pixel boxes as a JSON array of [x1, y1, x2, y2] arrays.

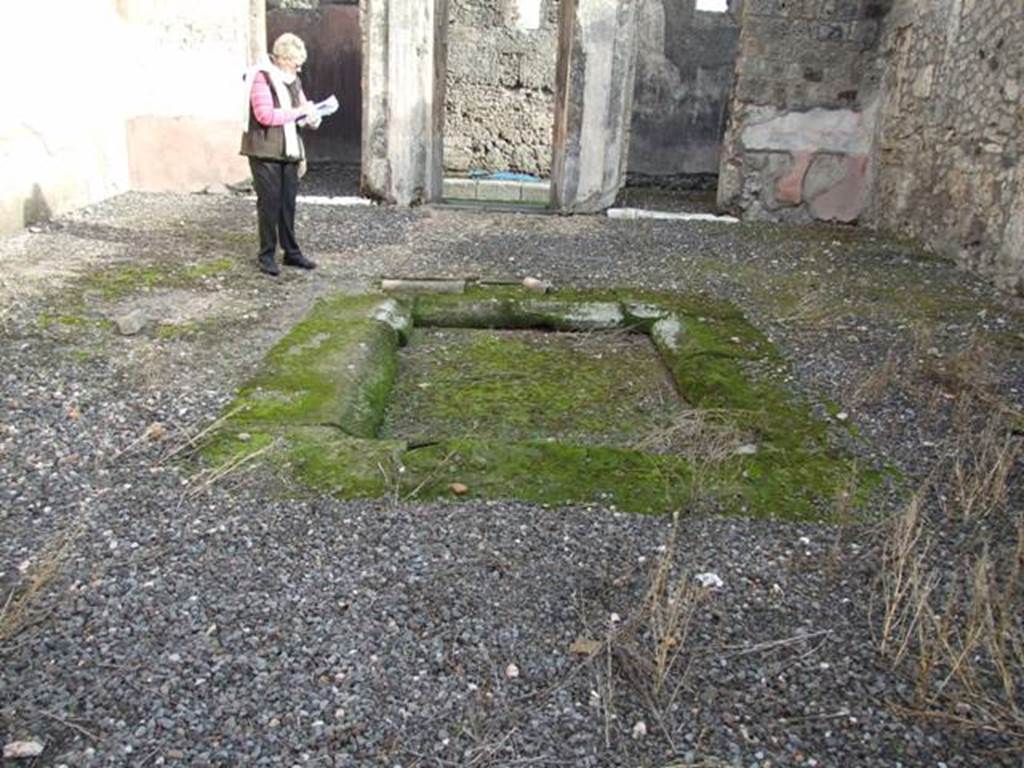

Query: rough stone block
[[442, 178, 478, 200], [818, 0, 860, 20], [520, 181, 551, 204], [477, 180, 523, 202], [448, 41, 499, 84], [498, 52, 522, 87]]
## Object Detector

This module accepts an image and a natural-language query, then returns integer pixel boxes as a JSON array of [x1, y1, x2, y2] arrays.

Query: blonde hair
[[271, 33, 307, 65]]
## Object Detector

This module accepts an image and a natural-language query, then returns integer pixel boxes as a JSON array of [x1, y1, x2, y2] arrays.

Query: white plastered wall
[[1, 2, 130, 234], [1, 0, 260, 236]]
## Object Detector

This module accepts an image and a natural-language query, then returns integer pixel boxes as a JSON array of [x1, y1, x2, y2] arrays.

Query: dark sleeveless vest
[[240, 74, 305, 162]]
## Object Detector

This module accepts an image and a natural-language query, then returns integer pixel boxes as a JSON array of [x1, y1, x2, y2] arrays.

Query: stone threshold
[[442, 177, 551, 205]]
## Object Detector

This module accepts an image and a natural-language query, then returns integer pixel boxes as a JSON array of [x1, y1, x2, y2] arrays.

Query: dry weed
[[631, 409, 746, 462], [947, 412, 1018, 524], [875, 411, 1024, 748], [846, 350, 900, 409], [776, 288, 836, 326], [581, 511, 715, 751], [0, 524, 81, 644]]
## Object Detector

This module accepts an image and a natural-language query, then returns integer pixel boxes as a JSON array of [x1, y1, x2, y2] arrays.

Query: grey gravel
[[0, 188, 1022, 767]]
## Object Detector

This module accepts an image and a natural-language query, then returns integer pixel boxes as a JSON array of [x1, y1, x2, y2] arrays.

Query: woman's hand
[[301, 101, 319, 122]]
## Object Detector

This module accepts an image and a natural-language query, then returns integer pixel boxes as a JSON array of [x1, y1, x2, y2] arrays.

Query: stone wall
[[868, 0, 1023, 295], [2, 0, 266, 235], [444, 0, 560, 176], [628, 0, 739, 181], [718, 0, 889, 222], [1, 1, 130, 234]]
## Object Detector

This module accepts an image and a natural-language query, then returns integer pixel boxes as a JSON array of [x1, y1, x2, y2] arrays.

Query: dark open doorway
[[621, 0, 739, 213], [267, 1, 362, 196]]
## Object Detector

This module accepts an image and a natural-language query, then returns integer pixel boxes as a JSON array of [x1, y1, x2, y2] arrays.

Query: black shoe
[[283, 253, 317, 270], [258, 255, 280, 276]]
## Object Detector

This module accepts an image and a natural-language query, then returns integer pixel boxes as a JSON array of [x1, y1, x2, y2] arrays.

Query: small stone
[[67, 406, 80, 421], [694, 572, 724, 589], [521, 276, 550, 293], [631, 721, 647, 739], [237, 432, 251, 442], [835, 411, 849, 421], [144, 422, 166, 441], [505, 663, 520, 679], [4, 741, 45, 759], [569, 638, 601, 656], [449, 482, 469, 496], [115, 309, 147, 336], [735, 443, 758, 455]]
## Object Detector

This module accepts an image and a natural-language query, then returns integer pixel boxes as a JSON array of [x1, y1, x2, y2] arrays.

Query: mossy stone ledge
[[201, 286, 880, 519]]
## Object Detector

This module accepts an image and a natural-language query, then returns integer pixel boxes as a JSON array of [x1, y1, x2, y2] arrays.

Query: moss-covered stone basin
[[202, 286, 877, 519]]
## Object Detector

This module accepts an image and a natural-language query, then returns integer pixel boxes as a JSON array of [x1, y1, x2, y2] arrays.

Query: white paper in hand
[[299, 95, 339, 124]]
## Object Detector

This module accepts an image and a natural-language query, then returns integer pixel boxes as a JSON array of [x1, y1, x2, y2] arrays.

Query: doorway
[[441, 0, 560, 209], [266, 1, 363, 197], [622, 0, 739, 213]]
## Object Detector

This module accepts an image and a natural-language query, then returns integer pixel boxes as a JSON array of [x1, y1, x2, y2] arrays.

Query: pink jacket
[[249, 72, 305, 127]]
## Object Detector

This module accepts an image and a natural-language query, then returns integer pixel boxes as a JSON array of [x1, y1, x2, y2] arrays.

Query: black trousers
[[249, 157, 301, 262]]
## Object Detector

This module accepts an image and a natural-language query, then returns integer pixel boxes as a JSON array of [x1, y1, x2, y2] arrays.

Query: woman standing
[[241, 33, 321, 276]]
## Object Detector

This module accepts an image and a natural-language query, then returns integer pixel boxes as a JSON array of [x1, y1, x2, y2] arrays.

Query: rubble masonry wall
[[444, 0, 561, 176], [869, 0, 1023, 295], [718, 0, 887, 224]]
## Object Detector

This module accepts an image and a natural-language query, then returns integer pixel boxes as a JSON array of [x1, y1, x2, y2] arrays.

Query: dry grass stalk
[[847, 350, 899, 409], [0, 524, 81, 644], [638, 521, 708, 697], [182, 438, 278, 500], [878, 493, 936, 663], [776, 288, 835, 326], [947, 416, 1018, 524], [876, 410, 1024, 748], [631, 409, 746, 463], [592, 512, 714, 752]]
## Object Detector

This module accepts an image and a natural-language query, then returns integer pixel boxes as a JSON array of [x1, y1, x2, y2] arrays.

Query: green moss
[[213, 294, 402, 439], [202, 286, 876, 521], [383, 327, 685, 446], [156, 322, 201, 339], [39, 313, 89, 329], [181, 257, 234, 281], [82, 256, 238, 300], [286, 428, 406, 498], [201, 429, 278, 468], [986, 329, 1024, 352], [398, 439, 694, 514]]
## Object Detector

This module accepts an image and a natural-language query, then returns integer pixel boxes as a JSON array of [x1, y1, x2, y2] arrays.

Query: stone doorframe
[[359, 0, 640, 213]]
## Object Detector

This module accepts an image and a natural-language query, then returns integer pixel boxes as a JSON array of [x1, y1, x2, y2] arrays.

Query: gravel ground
[[1, 190, 1022, 767]]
